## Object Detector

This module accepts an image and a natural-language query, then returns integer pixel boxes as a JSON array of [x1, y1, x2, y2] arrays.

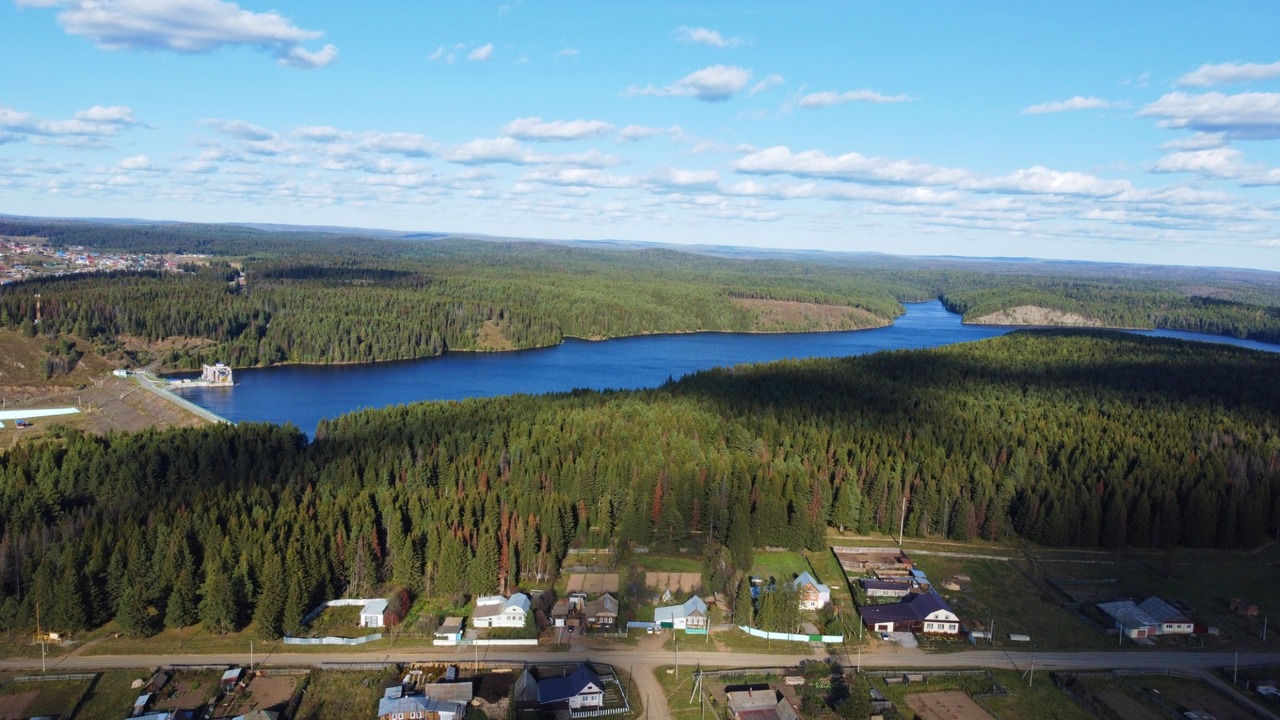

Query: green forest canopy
[[2, 330, 1277, 637], [3, 218, 1280, 371]]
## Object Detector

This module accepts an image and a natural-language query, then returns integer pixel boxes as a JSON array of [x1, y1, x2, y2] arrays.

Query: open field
[[906, 690, 995, 720], [294, 666, 401, 720], [209, 670, 303, 718], [750, 551, 813, 582], [1133, 674, 1262, 720], [0, 677, 91, 720], [981, 670, 1096, 720], [75, 670, 154, 720]]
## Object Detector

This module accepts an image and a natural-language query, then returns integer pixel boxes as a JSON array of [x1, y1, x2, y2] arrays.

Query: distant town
[[0, 236, 184, 283]]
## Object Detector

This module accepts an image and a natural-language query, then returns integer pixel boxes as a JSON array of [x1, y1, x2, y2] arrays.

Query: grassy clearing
[[294, 666, 401, 720], [908, 552, 1113, 651], [712, 628, 815, 655], [632, 554, 703, 573], [75, 670, 148, 720], [0, 678, 91, 718], [750, 551, 812, 582], [983, 669, 1096, 720]]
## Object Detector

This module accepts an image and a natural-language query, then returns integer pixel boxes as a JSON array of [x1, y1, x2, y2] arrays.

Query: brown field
[[645, 572, 701, 594], [565, 573, 620, 594], [1134, 676, 1260, 720], [733, 297, 888, 332], [0, 690, 36, 720], [210, 671, 301, 717], [904, 690, 995, 720], [1091, 689, 1163, 720]]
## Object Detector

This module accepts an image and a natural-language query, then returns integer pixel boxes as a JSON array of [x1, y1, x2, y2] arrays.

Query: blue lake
[[172, 300, 1280, 435]]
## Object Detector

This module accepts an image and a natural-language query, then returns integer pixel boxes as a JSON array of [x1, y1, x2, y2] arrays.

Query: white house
[[472, 593, 531, 629], [792, 571, 831, 610], [857, 592, 961, 635], [655, 596, 709, 634], [359, 599, 388, 628]]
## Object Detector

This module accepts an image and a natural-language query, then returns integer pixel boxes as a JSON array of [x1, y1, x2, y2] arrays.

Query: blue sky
[[3, 1, 1280, 270]]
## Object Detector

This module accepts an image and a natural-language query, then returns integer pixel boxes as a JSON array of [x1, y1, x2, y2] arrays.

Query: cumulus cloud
[[116, 154, 156, 171], [1139, 91, 1280, 139], [672, 26, 743, 48], [443, 137, 622, 167], [1177, 61, 1280, 87], [734, 145, 968, 186], [618, 124, 666, 142], [1021, 96, 1112, 115], [468, 43, 494, 61], [624, 65, 752, 102], [1152, 147, 1280, 185], [645, 166, 720, 190], [22, 0, 338, 68], [1160, 131, 1227, 151], [522, 168, 636, 189], [503, 116, 615, 142], [962, 166, 1131, 197], [202, 119, 274, 141], [357, 132, 435, 157], [798, 89, 914, 108], [0, 103, 140, 146]]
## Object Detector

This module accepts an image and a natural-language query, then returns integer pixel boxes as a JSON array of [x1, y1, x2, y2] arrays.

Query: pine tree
[[252, 554, 285, 640]]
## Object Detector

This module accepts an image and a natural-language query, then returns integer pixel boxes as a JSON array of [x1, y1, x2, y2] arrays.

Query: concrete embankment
[[133, 373, 234, 426]]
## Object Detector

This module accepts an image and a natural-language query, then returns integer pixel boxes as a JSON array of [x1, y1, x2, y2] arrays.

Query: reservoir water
[[173, 300, 1280, 435]]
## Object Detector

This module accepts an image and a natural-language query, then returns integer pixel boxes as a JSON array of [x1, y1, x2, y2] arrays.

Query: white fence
[[284, 633, 382, 646], [737, 625, 843, 643], [433, 637, 538, 647]]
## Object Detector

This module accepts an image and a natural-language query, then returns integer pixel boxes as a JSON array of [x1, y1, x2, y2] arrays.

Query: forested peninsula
[[2, 330, 1278, 636], [3, 218, 1280, 375]]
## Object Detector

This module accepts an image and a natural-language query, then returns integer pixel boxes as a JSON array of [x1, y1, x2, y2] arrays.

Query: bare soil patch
[[474, 320, 516, 351], [904, 690, 995, 720], [733, 298, 887, 332], [0, 690, 35, 720], [1091, 689, 1162, 720], [969, 305, 1106, 327], [211, 671, 300, 717]]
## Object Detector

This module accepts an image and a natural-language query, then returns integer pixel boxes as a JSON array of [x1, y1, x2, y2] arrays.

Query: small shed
[[360, 599, 389, 628], [221, 667, 244, 689]]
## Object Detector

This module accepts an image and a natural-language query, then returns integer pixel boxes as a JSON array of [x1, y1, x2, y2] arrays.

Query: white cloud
[[357, 132, 435, 157], [468, 43, 494, 61], [556, 47, 578, 59], [1177, 61, 1280, 87], [798, 89, 914, 108], [734, 145, 969, 186], [672, 26, 742, 48], [645, 166, 720, 190], [1152, 147, 1280, 185], [443, 137, 621, 167], [962, 166, 1131, 197], [1021, 96, 1112, 115], [522, 168, 636, 189], [624, 65, 752, 102], [618, 124, 666, 142], [116, 154, 155, 170], [1160, 132, 1227, 151], [0, 103, 140, 146], [750, 74, 784, 96], [503, 116, 615, 142], [1139, 91, 1280, 139], [25, 0, 338, 68], [202, 119, 274, 141]]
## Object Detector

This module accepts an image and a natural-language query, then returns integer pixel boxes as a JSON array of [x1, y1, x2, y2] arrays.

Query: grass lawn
[[907, 552, 1113, 651], [75, 670, 149, 720], [632, 554, 703, 573], [294, 666, 402, 720], [983, 669, 1096, 720], [305, 606, 364, 637], [711, 628, 815, 655], [750, 551, 813, 582], [0, 677, 91, 718]]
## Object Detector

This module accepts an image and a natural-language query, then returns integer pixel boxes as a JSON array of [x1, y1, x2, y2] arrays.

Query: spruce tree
[[200, 564, 237, 635], [252, 554, 285, 640], [116, 583, 156, 638]]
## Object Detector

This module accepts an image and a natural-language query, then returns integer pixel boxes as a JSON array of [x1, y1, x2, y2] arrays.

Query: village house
[[860, 578, 914, 599], [857, 591, 960, 635], [655, 595, 709, 634], [583, 593, 619, 629], [471, 593, 531, 629], [359, 599, 389, 628], [514, 664, 607, 712], [792, 571, 831, 610], [377, 685, 466, 720]]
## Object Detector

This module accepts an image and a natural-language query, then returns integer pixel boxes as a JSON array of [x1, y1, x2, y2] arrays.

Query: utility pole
[[1263, 617, 1269, 642], [674, 632, 679, 678]]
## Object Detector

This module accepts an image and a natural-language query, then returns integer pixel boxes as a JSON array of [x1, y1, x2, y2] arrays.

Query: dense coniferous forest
[[4, 219, 1280, 370], [2, 331, 1278, 636]]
